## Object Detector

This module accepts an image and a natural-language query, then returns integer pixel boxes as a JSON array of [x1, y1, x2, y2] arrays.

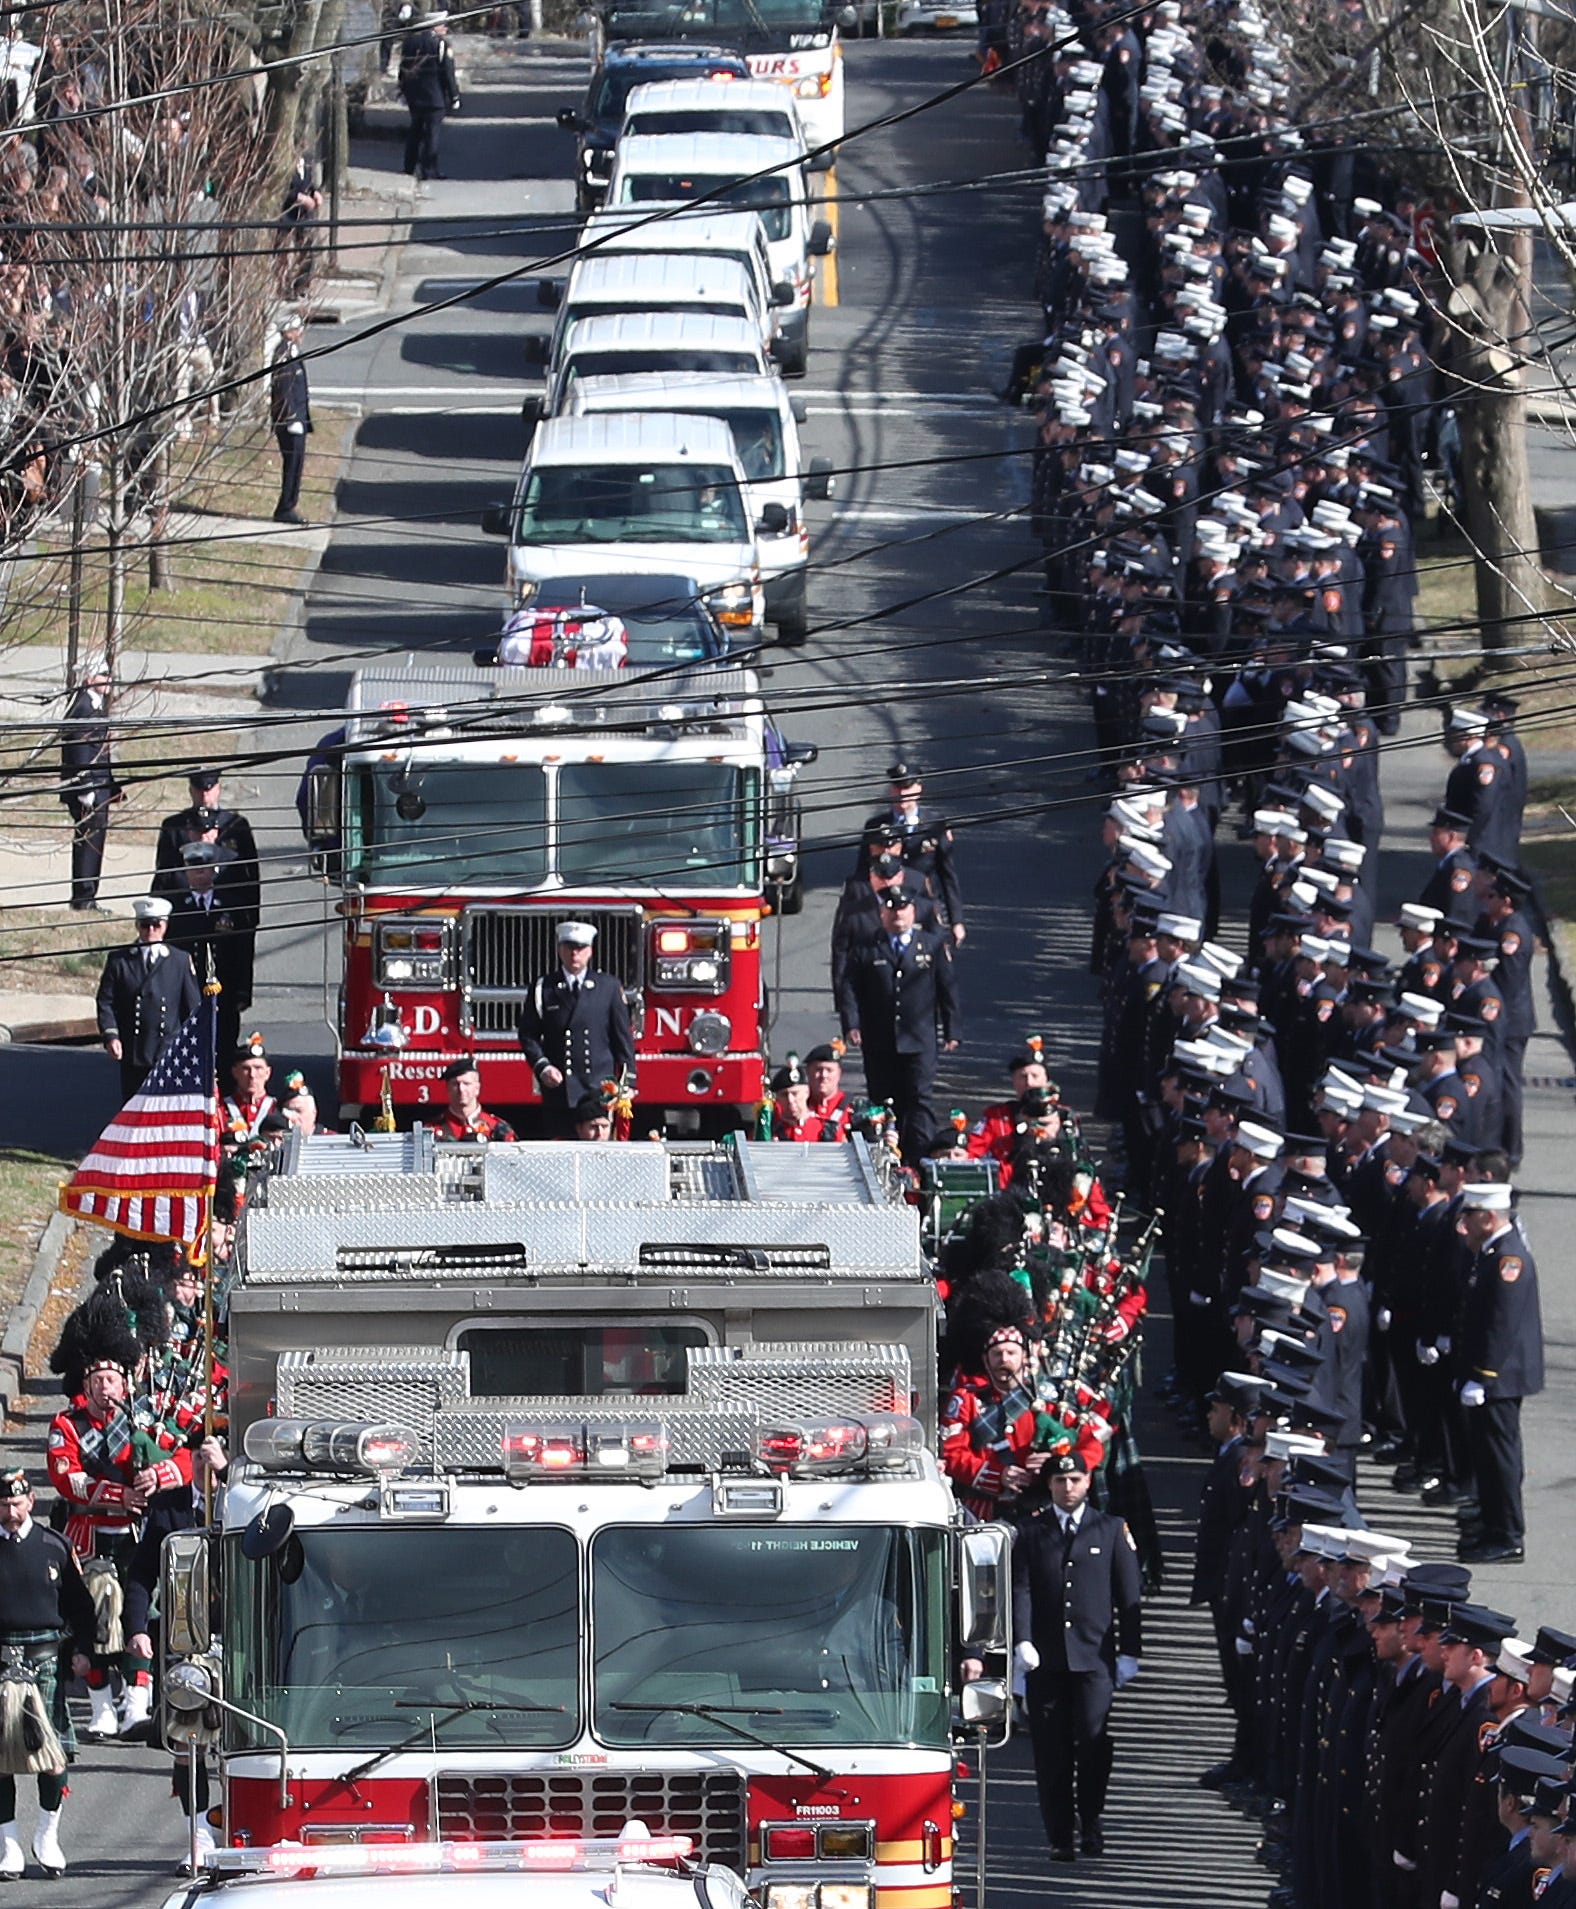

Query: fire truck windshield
[[226, 1526, 580, 1750], [591, 1526, 949, 1748], [517, 464, 749, 543], [556, 761, 756, 886], [347, 764, 549, 887]]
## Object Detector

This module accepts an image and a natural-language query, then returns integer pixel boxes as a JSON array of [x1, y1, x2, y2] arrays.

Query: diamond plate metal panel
[[277, 1348, 470, 1447], [286, 1131, 436, 1176], [688, 1344, 911, 1419], [668, 1150, 742, 1202], [265, 1171, 456, 1214], [734, 1136, 886, 1205], [433, 1770, 746, 1867], [482, 1143, 671, 1206]]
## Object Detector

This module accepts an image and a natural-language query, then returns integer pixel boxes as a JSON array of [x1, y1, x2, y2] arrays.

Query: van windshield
[[622, 172, 793, 242], [625, 108, 797, 140], [565, 348, 760, 381], [517, 462, 749, 543], [718, 408, 786, 481], [564, 296, 749, 327]]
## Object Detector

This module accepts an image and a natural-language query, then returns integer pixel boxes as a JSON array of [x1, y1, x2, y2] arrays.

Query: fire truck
[[161, 1134, 1011, 1909], [301, 659, 815, 1130]]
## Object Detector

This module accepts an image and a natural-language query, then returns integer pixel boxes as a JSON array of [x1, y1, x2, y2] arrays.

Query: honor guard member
[[1420, 808, 1477, 914], [166, 840, 258, 1061], [1012, 1451, 1144, 1863], [1455, 1181, 1544, 1564], [433, 1057, 517, 1142], [517, 921, 637, 1136], [151, 767, 260, 912], [803, 1043, 855, 1141], [224, 1035, 278, 1144], [854, 763, 966, 943], [1414, 1028, 1479, 1142], [1397, 901, 1447, 1001], [0, 1468, 97, 1881], [837, 889, 961, 1164], [1479, 869, 1536, 1162], [95, 896, 200, 1100], [1443, 706, 1520, 866], [1479, 1746, 1564, 1907], [830, 852, 937, 1005]]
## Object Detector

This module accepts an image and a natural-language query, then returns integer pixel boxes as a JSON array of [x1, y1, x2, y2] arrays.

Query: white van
[[526, 311, 772, 427], [621, 76, 829, 170], [530, 252, 773, 369], [488, 412, 782, 638], [577, 207, 794, 368], [565, 371, 834, 643], [604, 132, 833, 374]]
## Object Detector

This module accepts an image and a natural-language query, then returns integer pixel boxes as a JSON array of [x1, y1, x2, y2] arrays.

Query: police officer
[[1455, 1181, 1543, 1564], [829, 852, 937, 1006], [0, 1468, 97, 1880], [837, 889, 959, 1163], [433, 1058, 517, 1142], [517, 921, 637, 1136], [94, 897, 201, 1100], [152, 768, 261, 911], [1012, 1451, 1143, 1862], [854, 763, 965, 943], [166, 840, 258, 1062]]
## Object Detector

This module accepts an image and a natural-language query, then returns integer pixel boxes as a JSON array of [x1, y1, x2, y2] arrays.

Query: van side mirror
[[536, 278, 563, 310], [757, 500, 791, 535], [523, 334, 550, 366], [303, 762, 341, 850], [783, 739, 818, 766], [790, 397, 808, 424], [809, 219, 834, 257], [481, 503, 512, 537], [956, 1523, 1011, 1650], [520, 395, 545, 429], [772, 279, 796, 308], [807, 148, 834, 174], [837, 4, 856, 24], [161, 1530, 213, 1657], [556, 107, 589, 133], [805, 455, 835, 501]]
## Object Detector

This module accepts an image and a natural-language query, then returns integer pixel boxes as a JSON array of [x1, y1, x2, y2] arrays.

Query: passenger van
[[604, 132, 832, 374], [524, 312, 772, 428], [528, 253, 773, 368], [486, 412, 783, 637], [621, 76, 829, 170], [565, 371, 834, 643]]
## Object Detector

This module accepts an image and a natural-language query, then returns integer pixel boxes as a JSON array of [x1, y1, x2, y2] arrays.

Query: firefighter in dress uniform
[[516, 921, 637, 1136], [95, 897, 201, 1100]]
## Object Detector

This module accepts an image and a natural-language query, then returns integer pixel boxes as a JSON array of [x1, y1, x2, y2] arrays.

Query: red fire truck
[[302, 659, 814, 1129]]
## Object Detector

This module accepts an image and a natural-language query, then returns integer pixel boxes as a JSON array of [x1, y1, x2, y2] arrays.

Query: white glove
[[1416, 1340, 1439, 1367], [1014, 1641, 1041, 1673], [286, 421, 306, 436], [1441, 1893, 1460, 1909], [1376, 1307, 1392, 1331], [1187, 1290, 1211, 1308], [1437, 1336, 1451, 1356], [1393, 1852, 1418, 1874], [1460, 1381, 1487, 1408], [1116, 1654, 1140, 1689], [1235, 1635, 1255, 1657]]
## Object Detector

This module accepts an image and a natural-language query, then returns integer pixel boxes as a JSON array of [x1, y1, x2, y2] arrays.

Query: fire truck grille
[[433, 1770, 747, 1864], [461, 906, 645, 1038]]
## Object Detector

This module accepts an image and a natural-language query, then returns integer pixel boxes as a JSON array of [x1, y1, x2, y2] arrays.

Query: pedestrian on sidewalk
[[277, 147, 323, 299], [0, 1468, 97, 1881], [58, 665, 119, 912], [269, 312, 311, 526], [398, 9, 461, 182]]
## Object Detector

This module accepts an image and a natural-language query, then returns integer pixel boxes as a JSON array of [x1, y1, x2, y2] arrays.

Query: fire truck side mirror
[[956, 1523, 1011, 1651], [304, 763, 341, 850], [958, 1677, 1009, 1730], [161, 1530, 214, 1657]]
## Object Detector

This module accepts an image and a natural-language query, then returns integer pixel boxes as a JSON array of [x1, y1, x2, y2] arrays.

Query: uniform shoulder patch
[[1478, 762, 1497, 785], [1253, 1195, 1276, 1220], [1316, 999, 1333, 1022], [1499, 1256, 1522, 1283], [1451, 869, 1473, 892], [1481, 997, 1500, 1020], [1501, 932, 1522, 957], [1328, 1305, 1347, 1333], [1463, 1075, 1479, 1097], [1436, 1096, 1458, 1120]]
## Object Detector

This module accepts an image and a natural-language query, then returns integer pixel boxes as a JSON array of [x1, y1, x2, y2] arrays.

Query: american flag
[[59, 993, 221, 1244]]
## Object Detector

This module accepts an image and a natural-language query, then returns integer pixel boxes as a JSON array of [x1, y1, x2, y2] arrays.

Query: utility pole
[[102, 0, 127, 685]]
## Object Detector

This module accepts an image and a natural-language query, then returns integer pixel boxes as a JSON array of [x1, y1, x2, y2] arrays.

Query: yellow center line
[[822, 163, 841, 306]]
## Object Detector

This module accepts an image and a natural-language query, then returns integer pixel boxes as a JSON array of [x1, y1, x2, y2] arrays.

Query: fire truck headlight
[[687, 1010, 731, 1055], [375, 919, 454, 989], [819, 1887, 874, 1909], [764, 1887, 818, 1909]]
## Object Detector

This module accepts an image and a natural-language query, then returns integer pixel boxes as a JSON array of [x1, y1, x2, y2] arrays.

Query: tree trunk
[[1441, 232, 1547, 664]]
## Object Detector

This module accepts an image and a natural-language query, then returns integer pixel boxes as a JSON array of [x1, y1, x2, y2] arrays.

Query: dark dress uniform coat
[[517, 967, 637, 1125], [95, 942, 201, 1097]]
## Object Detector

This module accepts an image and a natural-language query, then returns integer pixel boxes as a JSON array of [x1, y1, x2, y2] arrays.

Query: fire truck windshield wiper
[[336, 1699, 566, 1786], [611, 1701, 833, 1782]]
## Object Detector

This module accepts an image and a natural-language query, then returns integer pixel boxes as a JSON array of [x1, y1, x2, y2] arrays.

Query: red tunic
[[46, 1398, 193, 1558], [432, 1108, 517, 1142]]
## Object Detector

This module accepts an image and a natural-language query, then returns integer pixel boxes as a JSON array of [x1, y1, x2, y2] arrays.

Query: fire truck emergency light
[[753, 1414, 924, 1479], [243, 1419, 420, 1478], [211, 1831, 696, 1879], [501, 1419, 669, 1482]]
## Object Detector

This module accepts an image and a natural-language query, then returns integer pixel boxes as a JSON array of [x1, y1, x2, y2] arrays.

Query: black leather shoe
[[1199, 1759, 1243, 1790], [1459, 1538, 1525, 1564], [1080, 1824, 1104, 1856], [1371, 1439, 1407, 1464], [1421, 1481, 1461, 1506], [1049, 1844, 1076, 1863]]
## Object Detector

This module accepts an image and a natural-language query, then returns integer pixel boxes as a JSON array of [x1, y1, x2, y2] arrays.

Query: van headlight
[[706, 581, 757, 629]]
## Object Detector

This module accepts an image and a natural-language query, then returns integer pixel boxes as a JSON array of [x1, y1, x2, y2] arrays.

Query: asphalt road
[[2, 29, 1573, 1908]]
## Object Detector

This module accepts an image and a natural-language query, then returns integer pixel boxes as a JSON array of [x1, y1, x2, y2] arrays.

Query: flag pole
[[201, 958, 222, 1528]]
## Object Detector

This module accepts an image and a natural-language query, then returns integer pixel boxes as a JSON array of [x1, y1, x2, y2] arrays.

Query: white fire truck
[[162, 1135, 1010, 1909]]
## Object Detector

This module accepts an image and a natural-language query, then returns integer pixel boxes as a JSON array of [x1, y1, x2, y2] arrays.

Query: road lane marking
[[821, 163, 840, 307]]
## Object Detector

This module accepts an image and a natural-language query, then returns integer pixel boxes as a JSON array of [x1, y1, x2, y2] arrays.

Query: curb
[[0, 1209, 74, 1419], [0, 1011, 98, 1045]]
